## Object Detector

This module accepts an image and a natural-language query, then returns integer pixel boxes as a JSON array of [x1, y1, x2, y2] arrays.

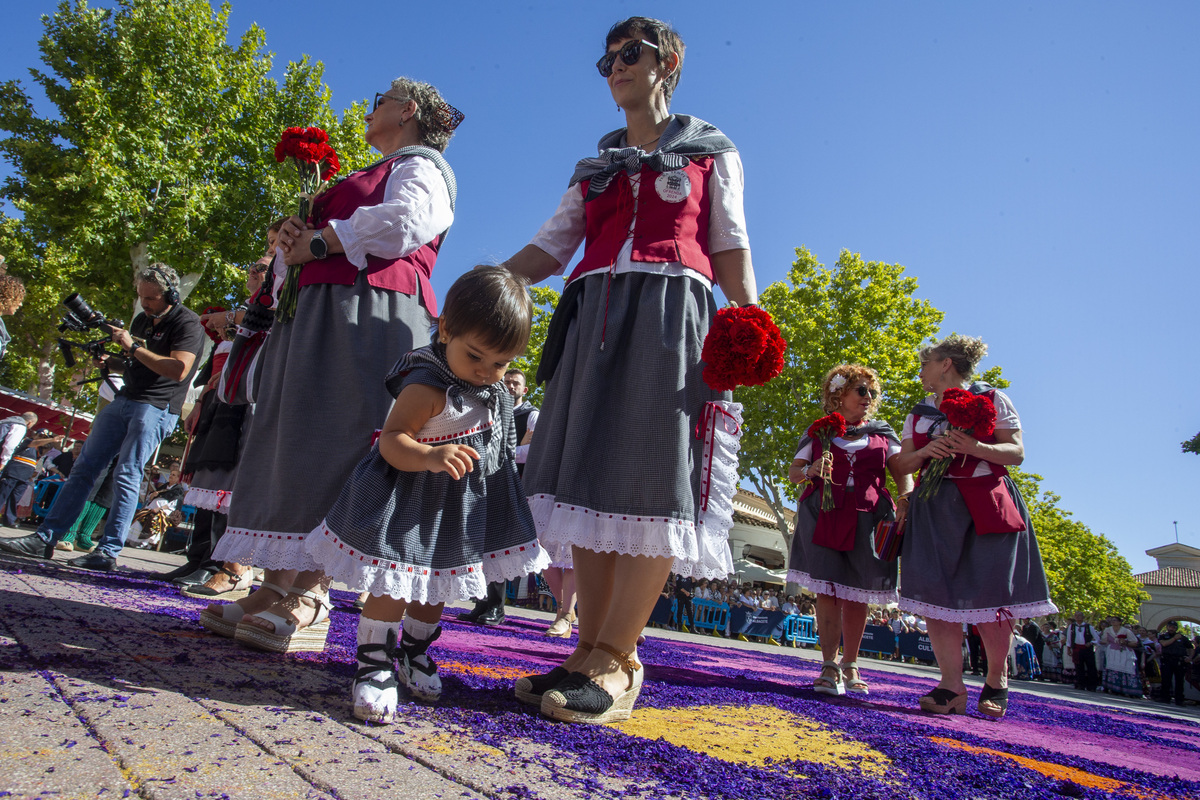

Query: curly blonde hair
[[390, 77, 458, 153], [0, 274, 25, 310], [821, 363, 882, 417], [920, 334, 988, 379]]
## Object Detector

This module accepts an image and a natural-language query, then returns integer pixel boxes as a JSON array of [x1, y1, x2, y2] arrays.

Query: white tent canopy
[[731, 558, 788, 586]]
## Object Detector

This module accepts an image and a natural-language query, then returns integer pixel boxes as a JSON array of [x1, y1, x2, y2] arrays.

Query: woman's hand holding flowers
[[919, 434, 955, 461], [940, 428, 981, 457]]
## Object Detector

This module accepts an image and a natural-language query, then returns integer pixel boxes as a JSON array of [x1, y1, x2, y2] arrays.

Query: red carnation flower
[[701, 306, 787, 391]]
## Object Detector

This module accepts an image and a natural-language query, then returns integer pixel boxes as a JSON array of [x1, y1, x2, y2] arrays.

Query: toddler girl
[[303, 266, 548, 722]]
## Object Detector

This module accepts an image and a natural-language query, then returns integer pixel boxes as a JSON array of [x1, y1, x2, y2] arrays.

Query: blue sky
[[3, 1, 1197, 575]]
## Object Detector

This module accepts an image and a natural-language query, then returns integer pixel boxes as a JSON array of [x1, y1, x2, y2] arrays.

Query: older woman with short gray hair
[[203, 76, 463, 654]]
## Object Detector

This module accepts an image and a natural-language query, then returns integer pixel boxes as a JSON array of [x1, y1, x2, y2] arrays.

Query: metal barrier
[[782, 614, 818, 646], [691, 599, 729, 633], [32, 477, 65, 517]]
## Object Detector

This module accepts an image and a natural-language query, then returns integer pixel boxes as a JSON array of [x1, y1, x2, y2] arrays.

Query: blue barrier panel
[[898, 631, 935, 662], [648, 596, 675, 627], [783, 615, 819, 645], [859, 625, 897, 655], [33, 478, 65, 517], [743, 610, 788, 640], [728, 606, 753, 635], [691, 599, 728, 632]]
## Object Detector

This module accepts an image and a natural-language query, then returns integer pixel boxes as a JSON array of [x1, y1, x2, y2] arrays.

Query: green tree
[[0, 0, 375, 406], [737, 247, 944, 556], [1182, 432, 1200, 455], [1008, 469, 1148, 620], [512, 283, 562, 408]]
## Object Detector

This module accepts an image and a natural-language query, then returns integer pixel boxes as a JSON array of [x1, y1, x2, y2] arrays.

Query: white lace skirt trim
[[527, 402, 741, 581], [898, 596, 1060, 625], [786, 570, 899, 605], [694, 401, 741, 578], [183, 486, 233, 514], [304, 521, 550, 604], [210, 526, 320, 572]]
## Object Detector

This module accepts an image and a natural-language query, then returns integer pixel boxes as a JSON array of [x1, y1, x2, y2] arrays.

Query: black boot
[[458, 580, 506, 625]]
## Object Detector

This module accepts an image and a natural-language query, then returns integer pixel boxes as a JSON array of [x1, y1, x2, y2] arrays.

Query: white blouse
[[326, 156, 454, 269], [529, 150, 750, 285]]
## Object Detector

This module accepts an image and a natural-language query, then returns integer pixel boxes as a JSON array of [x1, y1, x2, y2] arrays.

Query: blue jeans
[[36, 396, 178, 558]]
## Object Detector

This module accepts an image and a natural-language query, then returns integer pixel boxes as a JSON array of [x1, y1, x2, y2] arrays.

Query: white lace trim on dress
[[898, 596, 1059, 625], [305, 521, 550, 604], [183, 486, 232, 513], [785, 570, 899, 605], [694, 401, 741, 578], [211, 526, 320, 572]]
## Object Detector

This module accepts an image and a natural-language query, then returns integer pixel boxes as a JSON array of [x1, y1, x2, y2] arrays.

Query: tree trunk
[[35, 338, 57, 400], [130, 241, 150, 272], [748, 469, 794, 566]]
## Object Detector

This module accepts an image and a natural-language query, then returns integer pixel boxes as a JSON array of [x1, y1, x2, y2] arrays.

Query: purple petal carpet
[[2, 560, 1197, 800]]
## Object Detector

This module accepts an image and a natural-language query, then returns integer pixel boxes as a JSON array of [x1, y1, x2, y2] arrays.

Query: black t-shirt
[[52, 451, 75, 477], [122, 304, 204, 415]]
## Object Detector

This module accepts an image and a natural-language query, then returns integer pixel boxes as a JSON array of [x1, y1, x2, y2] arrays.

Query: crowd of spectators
[[1005, 613, 1199, 705]]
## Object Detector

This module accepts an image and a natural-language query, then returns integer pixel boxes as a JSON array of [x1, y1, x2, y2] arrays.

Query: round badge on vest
[[655, 171, 691, 203]]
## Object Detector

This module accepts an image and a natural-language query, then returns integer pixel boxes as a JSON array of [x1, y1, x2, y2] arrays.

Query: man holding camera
[[0, 264, 203, 570]]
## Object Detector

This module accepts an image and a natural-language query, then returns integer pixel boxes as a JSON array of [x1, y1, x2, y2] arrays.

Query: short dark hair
[[606, 17, 685, 106], [440, 267, 532, 355], [504, 368, 526, 380]]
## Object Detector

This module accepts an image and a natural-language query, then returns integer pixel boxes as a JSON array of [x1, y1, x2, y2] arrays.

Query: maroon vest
[[570, 158, 716, 283], [802, 434, 893, 551], [911, 389, 1026, 535], [300, 157, 442, 315]]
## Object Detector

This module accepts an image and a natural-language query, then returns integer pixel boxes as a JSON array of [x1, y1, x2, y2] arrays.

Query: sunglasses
[[596, 39, 659, 77], [854, 385, 878, 399], [372, 92, 411, 112]]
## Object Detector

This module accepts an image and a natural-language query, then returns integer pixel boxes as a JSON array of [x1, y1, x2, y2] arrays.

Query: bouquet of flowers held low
[[272, 126, 341, 323], [700, 305, 787, 392], [806, 412, 847, 511], [917, 388, 997, 501]]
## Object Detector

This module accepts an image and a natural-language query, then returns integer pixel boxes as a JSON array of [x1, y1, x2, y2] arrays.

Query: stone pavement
[[2, 532, 1198, 800]]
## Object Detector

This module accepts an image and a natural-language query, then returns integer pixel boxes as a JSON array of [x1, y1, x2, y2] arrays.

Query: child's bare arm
[[378, 384, 481, 480]]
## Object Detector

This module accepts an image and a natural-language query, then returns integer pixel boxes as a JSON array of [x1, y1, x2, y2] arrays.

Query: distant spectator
[[1158, 621, 1194, 706], [0, 412, 38, 470], [0, 426, 39, 526], [1067, 611, 1100, 691]]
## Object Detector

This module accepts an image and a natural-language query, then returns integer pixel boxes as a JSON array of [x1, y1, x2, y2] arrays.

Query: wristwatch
[[129, 342, 143, 357], [309, 229, 328, 260]]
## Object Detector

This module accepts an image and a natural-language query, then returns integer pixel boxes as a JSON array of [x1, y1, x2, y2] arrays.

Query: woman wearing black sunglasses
[[204, 77, 464, 657], [787, 365, 912, 698], [502, 17, 758, 724]]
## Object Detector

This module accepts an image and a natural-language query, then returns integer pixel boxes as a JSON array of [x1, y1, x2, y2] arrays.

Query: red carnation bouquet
[[272, 126, 341, 322], [917, 388, 998, 500], [701, 305, 786, 392], [807, 412, 847, 511]]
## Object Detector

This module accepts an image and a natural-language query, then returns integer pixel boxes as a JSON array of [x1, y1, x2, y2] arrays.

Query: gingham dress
[[304, 344, 548, 604]]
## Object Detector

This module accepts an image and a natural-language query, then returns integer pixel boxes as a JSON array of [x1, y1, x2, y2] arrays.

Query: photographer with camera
[[0, 264, 203, 570]]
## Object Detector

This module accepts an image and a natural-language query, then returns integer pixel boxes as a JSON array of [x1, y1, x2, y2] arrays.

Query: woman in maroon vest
[[503, 17, 758, 724], [787, 365, 912, 697], [891, 335, 1056, 718], [203, 77, 462, 653]]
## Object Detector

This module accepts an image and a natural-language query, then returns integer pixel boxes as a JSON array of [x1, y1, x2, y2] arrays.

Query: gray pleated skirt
[[786, 491, 899, 605], [213, 276, 431, 572], [899, 476, 1058, 623], [525, 271, 739, 578]]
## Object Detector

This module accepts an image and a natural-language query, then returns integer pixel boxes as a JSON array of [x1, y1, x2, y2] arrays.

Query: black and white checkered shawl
[[569, 114, 736, 201]]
